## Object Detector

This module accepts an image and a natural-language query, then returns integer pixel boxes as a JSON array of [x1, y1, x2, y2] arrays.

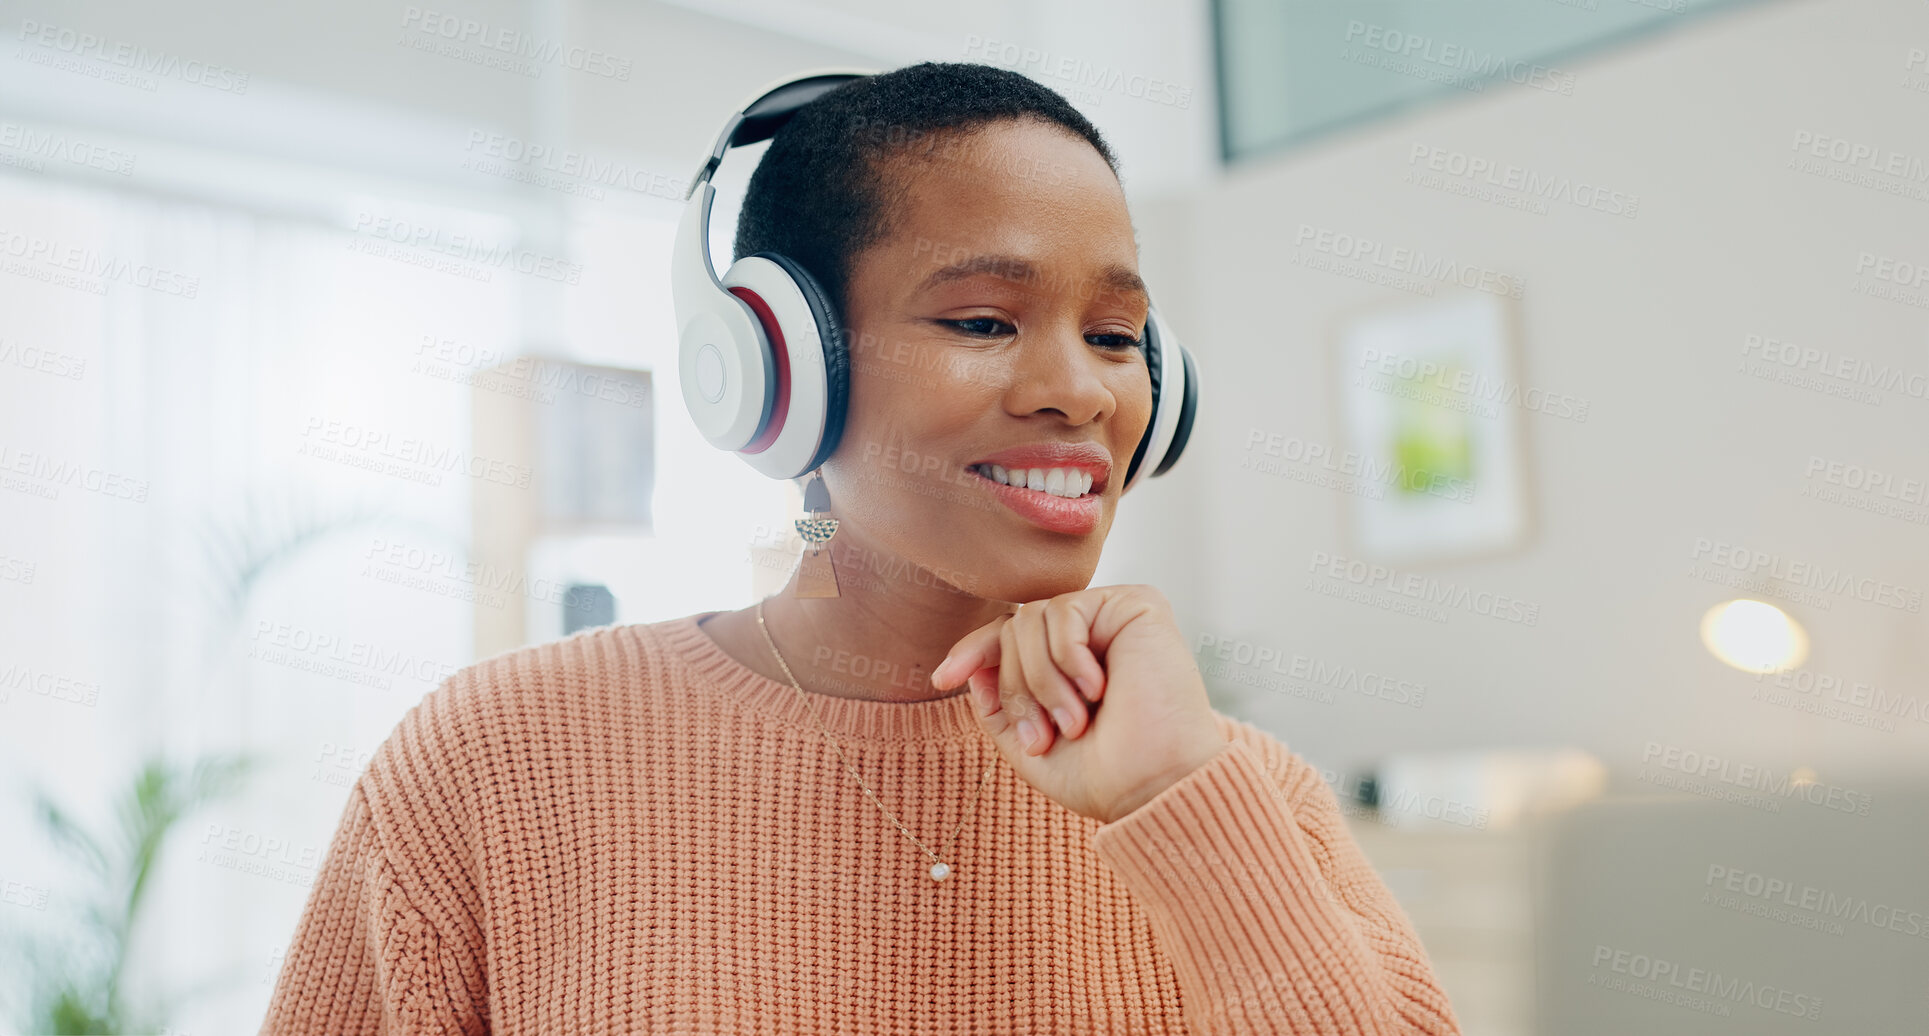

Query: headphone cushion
[[1154, 345, 1197, 478], [1123, 308, 1166, 490], [748, 251, 849, 475]]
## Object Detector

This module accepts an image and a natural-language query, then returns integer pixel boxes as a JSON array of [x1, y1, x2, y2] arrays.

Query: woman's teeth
[[974, 464, 1094, 499]]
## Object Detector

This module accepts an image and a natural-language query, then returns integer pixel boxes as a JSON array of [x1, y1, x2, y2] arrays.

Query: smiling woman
[[258, 62, 1463, 1035]]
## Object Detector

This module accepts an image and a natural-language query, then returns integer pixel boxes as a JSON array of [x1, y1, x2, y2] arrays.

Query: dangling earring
[[793, 471, 841, 599]]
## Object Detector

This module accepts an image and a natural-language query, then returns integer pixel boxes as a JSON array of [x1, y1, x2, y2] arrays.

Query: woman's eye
[[941, 319, 1141, 351], [942, 317, 1014, 337]]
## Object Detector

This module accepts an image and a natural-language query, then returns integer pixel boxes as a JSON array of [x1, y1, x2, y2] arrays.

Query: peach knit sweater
[[259, 611, 1461, 1035]]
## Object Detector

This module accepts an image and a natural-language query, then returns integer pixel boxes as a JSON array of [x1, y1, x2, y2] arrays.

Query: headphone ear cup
[[1151, 344, 1196, 478], [1121, 307, 1167, 493], [749, 253, 849, 476], [1121, 304, 1196, 493]]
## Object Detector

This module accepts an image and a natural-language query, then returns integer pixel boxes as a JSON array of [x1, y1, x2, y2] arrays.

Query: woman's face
[[820, 117, 1154, 605]]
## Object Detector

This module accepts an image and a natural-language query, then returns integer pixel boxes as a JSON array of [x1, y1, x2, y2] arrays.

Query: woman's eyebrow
[[913, 252, 1148, 305]]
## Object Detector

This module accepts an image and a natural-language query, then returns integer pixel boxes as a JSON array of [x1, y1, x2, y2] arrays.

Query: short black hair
[[731, 61, 1120, 321]]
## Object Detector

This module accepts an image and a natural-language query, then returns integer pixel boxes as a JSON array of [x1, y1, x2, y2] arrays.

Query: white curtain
[[0, 168, 512, 1032]]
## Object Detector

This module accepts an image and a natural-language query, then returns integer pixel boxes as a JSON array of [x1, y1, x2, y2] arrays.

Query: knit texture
[[259, 611, 1462, 1035]]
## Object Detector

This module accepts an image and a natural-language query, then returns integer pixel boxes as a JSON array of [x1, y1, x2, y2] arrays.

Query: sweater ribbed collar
[[652, 611, 984, 746]]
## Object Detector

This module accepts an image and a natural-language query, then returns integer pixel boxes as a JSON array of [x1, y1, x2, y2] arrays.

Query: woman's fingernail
[[1017, 718, 1040, 752], [1051, 707, 1074, 738]]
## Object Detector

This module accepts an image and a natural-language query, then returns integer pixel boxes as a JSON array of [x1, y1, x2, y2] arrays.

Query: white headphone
[[671, 69, 1198, 491]]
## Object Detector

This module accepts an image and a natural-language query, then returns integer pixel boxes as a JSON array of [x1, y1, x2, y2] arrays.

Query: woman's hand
[[930, 585, 1228, 824]]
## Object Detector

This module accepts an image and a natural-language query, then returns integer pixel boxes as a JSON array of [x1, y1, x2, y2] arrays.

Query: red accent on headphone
[[728, 286, 792, 455]]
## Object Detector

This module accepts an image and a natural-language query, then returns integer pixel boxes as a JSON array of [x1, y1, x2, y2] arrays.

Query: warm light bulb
[[1699, 599, 1809, 673]]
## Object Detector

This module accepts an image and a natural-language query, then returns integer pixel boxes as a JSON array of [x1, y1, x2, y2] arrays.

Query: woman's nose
[[1003, 329, 1112, 423]]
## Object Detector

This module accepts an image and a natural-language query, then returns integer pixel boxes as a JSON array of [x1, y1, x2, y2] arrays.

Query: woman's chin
[[969, 570, 1099, 606]]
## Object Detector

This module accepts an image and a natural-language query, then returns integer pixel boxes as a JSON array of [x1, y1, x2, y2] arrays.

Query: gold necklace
[[756, 597, 998, 881]]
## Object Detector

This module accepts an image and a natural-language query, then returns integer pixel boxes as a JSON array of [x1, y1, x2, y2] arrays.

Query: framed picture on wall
[[1333, 290, 1532, 565]]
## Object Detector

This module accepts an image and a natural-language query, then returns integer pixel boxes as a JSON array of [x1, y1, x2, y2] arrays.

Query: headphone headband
[[685, 71, 872, 200]]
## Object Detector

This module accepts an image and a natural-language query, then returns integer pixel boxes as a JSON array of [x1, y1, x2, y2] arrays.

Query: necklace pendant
[[929, 862, 952, 881]]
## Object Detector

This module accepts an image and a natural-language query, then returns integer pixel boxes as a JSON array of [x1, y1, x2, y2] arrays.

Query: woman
[[260, 62, 1462, 1035]]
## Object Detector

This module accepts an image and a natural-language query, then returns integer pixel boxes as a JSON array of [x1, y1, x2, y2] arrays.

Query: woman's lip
[[966, 466, 1101, 535]]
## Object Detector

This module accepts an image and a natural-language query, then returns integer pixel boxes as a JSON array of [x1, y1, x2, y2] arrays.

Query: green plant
[[2, 485, 443, 1033], [12, 753, 257, 1034]]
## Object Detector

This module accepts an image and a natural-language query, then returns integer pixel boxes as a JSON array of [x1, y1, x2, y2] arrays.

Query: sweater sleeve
[[1090, 727, 1462, 1036], [259, 689, 490, 1035]]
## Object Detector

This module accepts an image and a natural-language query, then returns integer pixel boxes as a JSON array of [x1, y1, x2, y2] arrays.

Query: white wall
[[1155, 0, 1929, 779]]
